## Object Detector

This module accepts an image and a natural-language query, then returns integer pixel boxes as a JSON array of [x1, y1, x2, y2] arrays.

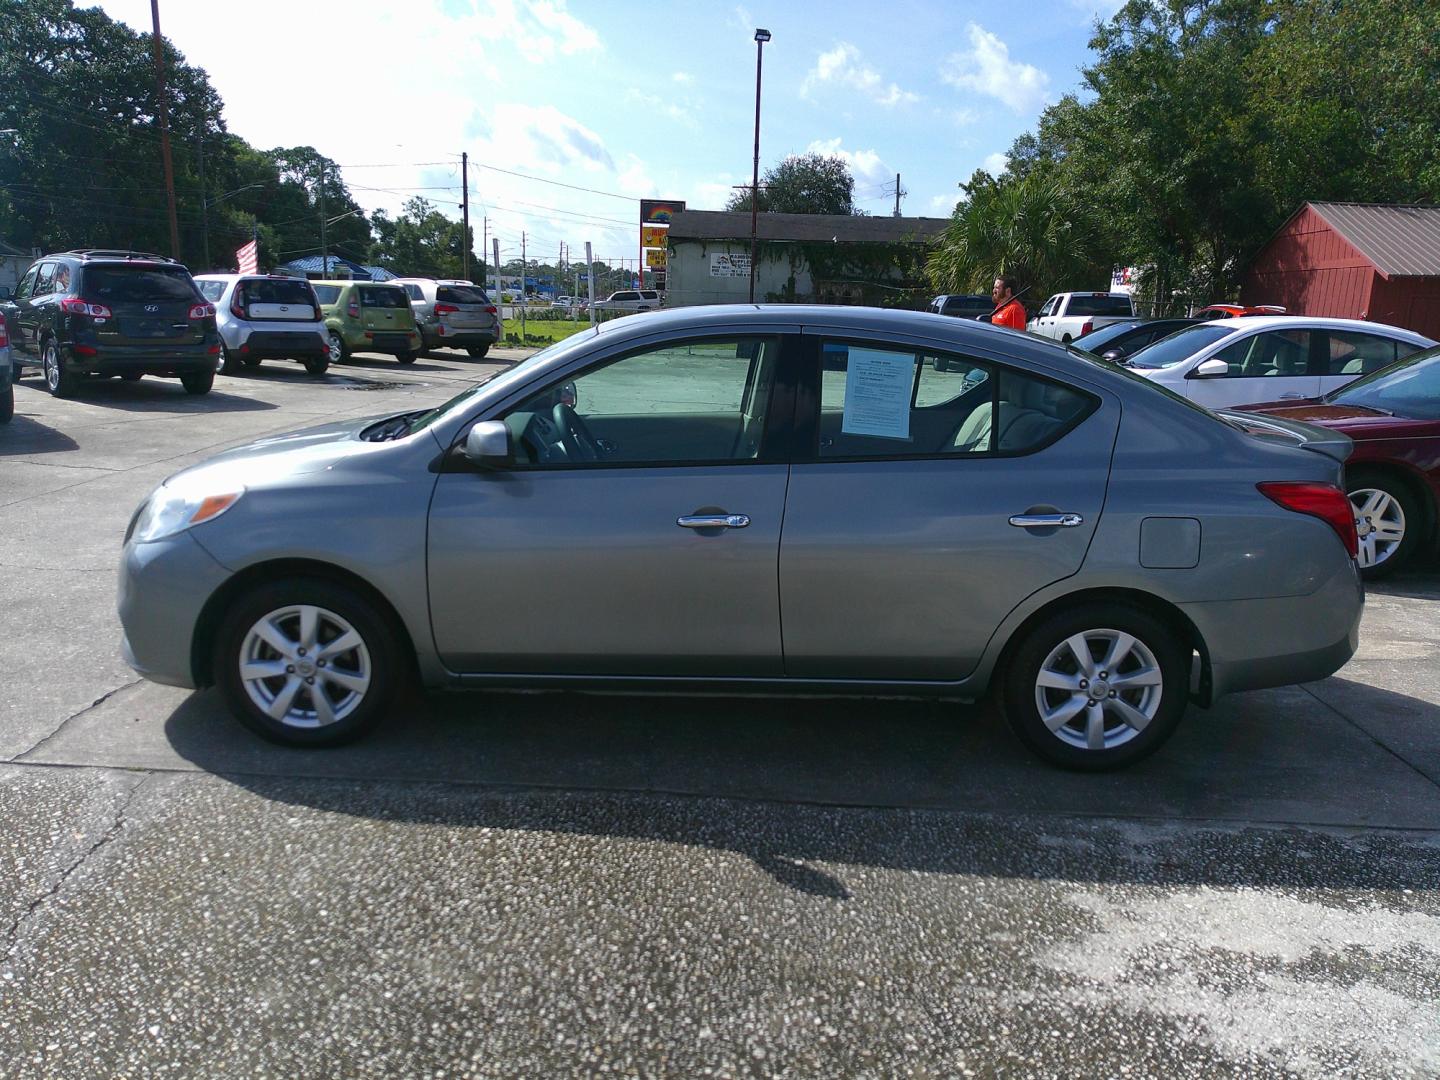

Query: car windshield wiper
[[364, 410, 426, 441]]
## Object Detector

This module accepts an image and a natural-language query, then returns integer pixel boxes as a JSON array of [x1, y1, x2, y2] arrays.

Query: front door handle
[[1009, 513, 1084, 529], [677, 514, 750, 529]]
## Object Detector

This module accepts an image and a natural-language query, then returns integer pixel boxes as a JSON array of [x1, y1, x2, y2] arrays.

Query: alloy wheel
[[1349, 487, 1406, 569], [328, 333, 344, 364], [43, 341, 59, 391], [238, 604, 371, 729], [1033, 628, 1163, 751]]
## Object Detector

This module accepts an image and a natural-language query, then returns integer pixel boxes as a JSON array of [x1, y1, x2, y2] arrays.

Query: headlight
[[130, 484, 244, 544]]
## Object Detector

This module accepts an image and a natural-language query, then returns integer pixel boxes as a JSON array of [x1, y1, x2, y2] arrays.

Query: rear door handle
[[677, 514, 750, 529], [1009, 513, 1084, 529], [1279, 392, 1303, 399]]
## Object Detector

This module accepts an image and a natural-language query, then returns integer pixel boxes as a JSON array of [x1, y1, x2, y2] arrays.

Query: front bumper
[[117, 531, 232, 689]]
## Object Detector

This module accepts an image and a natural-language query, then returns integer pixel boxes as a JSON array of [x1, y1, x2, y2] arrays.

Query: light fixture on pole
[[749, 27, 770, 305]]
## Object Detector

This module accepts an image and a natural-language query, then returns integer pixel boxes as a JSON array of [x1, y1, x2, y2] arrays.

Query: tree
[[368, 197, 472, 278], [927, 170, 1095, 301], [725, 153, 857, 215]]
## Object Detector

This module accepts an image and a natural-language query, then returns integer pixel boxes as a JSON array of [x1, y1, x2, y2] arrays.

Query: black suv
[[1, 250, 220, 397]]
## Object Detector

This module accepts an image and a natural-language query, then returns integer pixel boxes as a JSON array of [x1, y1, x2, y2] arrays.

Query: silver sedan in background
[[117, 306, 1363, 770]]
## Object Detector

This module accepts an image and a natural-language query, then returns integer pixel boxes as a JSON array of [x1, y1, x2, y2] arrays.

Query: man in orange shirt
[[990, 274, 1027, 331]]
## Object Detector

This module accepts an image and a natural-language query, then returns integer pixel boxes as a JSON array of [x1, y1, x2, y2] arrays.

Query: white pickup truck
[[1028, 292, 1137, 342]]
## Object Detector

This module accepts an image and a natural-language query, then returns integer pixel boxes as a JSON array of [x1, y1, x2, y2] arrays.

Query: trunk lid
[[434, 284, 495, 331], [359, 285, 414, 332], [1217, 409, 1354, 464], [84, 264, 204, 345], [240, 278, 319, 322]]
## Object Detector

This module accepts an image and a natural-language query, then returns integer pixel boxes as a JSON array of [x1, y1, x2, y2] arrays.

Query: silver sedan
[[117, 306, 1364, 769]]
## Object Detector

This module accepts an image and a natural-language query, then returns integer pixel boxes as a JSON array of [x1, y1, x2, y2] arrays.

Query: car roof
[[1216, 315, 1433, 340]]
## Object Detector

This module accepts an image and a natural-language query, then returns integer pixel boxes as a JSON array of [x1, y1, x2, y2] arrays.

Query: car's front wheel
[[1348, 468, 1421, 579], [466, 346, 489, 359], [213, 578, 402, 747], [396, 352, 418, 365], [1003, 602, 1188, 770], [327, 332, 348, 365]]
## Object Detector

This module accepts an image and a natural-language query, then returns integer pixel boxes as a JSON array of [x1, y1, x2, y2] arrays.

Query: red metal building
[[1241, 202, 1440, 340]]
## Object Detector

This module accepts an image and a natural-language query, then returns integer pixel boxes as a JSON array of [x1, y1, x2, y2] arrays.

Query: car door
[[0, 266, 36, 359], [1032, 295, 1059, 336], [427, 331, 797, 676], [16, 263, 55, 359], [778, 332, 1118, 680], [1315, 329, 1409, 395], [1183, 328, 1320, 408]]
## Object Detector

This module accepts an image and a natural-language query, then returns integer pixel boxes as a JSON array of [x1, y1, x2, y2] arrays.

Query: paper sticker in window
[[842, 347, 914, 440]]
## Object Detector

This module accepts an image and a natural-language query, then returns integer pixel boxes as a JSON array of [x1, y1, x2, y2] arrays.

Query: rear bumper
[[1181, 559, 1364, 701], [65, 340, 219, 375], [233, 328, 328, 359], [418, 325, 499, 348], [363, 331, 420, 352]]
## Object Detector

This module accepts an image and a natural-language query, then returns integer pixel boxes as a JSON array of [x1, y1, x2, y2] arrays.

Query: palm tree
[[927, 172, 1092, 301]]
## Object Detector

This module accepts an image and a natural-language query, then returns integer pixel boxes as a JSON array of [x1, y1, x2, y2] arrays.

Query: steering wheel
[[552, 403, 601, 462]]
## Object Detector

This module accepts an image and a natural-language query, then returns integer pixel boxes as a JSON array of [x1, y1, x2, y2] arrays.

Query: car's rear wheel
[[216, 344, 231, 374], [181, 370, 214, 395], [213, 579, 401, 746], [41, 338, 78, 398], [466, 346, 489, 359], [302, 355, 330, 376], [1003, 602, 1188, 770], [327, 332, 348, 364], [1348, 468, 1421, 579], [396, 352, 418, 365]]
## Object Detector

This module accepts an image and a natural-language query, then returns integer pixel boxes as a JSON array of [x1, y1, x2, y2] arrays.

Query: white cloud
[[732, 5, 755, 31], [940, 24, 1050, 115], [929, 193, 959, 214], [802, 42, 919, 107], [624, 89, 697, 127], [982, 152, 1010, 175], [476, 105, 615, 175], [689, 177, 741, 211], [483, 0, 601, 62], [672, 71, 695, 84], [806, 137, 892, 191]]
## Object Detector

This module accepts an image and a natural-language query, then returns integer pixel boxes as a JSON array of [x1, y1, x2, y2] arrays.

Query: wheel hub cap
[[238, 604, 370, 729], [1035, 629, 1163, 752]]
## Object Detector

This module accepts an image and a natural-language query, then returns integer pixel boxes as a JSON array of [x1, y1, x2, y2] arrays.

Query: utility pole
[[585, 241, 596, 327], [520, 231, 527, 346], [197, 135, 208, 269], [492, 237, 500, 307], [149, 0, 180, 259], [749, 28, 771, 304], [893, 172, 903, 217], [461, 151, 471, 281], [318, 160, 328, 276], [481, 216, 487, 288]]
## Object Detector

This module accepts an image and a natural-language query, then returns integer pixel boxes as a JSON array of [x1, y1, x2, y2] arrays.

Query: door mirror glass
[[1193, 357, 1229, 378], [463, 421, 512, 466], [0, 286, 11, 301]]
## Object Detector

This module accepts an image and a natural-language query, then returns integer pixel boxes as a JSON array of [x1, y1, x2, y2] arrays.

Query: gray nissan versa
[[117, 305, 1364, 769]]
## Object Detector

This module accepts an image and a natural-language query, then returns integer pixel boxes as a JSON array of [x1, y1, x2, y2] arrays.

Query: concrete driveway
[[1, 348, 1438, 1078]]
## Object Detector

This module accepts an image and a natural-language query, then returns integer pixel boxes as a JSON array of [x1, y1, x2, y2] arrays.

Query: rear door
[[83, 263, 204, 347], [779, 332, 1118, 680], [435, 283, 496, 335]]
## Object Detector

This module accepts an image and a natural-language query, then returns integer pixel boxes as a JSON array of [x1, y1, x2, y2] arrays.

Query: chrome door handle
[[677, 514, 750, 529], [1009, 513, 1084, 528], [1279, 392, 1303, 399]]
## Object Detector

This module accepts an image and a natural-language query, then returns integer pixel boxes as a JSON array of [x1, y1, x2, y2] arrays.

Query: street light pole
[[749, 28, 770, 304]]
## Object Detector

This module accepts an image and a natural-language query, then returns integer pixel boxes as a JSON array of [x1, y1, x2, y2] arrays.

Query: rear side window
[[360, 286, 408, 308], [1321, 331, 1398, 377], [814, 340, 1093, 459], [82, 265, 199, 303], [437, 285, 488, 304], [239, 278, 317, 306], [1066, 295, 1133, 317], [312, 285, 341, 305]]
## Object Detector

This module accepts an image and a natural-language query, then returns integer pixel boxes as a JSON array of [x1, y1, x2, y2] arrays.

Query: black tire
[[41, 337, 78, 398], [1347, 467, 1424, 580], [466, 346, 490, 359], [302, 355, 330, 376], [328, 331, 349, 365], [1003, 601, 1188, 771], [212, 577, 402, 747], [0, 385, 12, 423], [217, 344, 231, 374], [240, 355, 262, 370], [181, 370, 214, 395], [396, 352, 418, 365], [119, 371, 143, 382]]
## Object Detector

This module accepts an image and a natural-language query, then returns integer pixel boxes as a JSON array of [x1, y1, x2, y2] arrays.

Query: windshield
[[1126, 324, 1233, 369], [1066, 343, 1233, 424], [1326, 345, 1440, 419], [1072, 321, 1142, 351], [407, 327, 604, 434]]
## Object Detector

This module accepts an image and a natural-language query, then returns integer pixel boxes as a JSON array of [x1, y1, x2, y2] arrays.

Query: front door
[[1184, 327, 1320, 408], [779, 335, 1119, 680], [427, 334, 794, 676]]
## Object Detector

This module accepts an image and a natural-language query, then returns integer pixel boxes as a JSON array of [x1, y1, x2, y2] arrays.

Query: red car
[[1238, 346, 1440, 578], [1197, 304, 1287, 320]]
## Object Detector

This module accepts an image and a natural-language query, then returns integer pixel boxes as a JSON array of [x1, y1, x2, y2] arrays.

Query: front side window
[[1209, 329, 1313, 378], [33, 263, 56, 296], [815, 340, 1091, 459], [502, 337, 780, 467], [1038, 297, 1058, 318], [14, 268, 37, 301]]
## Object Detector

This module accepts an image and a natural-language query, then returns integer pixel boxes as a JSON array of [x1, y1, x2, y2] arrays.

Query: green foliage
[[369, 197, 472, 279], [927, 171, 1096, 300], [726, 153, 858, 215]]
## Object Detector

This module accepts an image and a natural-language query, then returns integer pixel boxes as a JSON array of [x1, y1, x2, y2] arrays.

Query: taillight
[[189, 303, 215, 320], [1257, 482, 1358, 559], [312, 305, 323, 320], [434, 303, 459, 316], [1080, 320, 1094, 336], [59, 298, 112, 318], [347, 301, 359, 318], [0, 318, 7, 348], [484, 305, 498, 315]]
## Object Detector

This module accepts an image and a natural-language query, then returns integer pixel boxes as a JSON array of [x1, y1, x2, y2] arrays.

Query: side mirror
[[0, 287, 11, 301], [1101, 349, 1125, 362], [462, 420, 512, 467], [1192, 357, 1229, 378]]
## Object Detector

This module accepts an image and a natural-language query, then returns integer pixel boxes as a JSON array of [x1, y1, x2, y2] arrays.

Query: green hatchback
[[312, 280, 421, 365]]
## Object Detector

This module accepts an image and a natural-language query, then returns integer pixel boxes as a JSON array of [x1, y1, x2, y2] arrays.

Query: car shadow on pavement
[[162, 677, 1440, 897], [36, 378, 278, 413], [0, 413, 80, 455], [334, 355, 455, 374]]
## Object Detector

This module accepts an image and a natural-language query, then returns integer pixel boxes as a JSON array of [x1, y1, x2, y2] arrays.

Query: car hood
[[160, 412, 423, 491], [1236, 400, 1435, 436]]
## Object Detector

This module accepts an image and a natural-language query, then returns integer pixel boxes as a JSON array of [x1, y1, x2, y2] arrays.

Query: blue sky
[[97, 0, 1119, 269]]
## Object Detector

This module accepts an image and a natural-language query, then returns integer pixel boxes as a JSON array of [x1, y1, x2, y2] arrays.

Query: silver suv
[[195, 274, 328, 376], [587, 289, 661, 315], [392, 278, 500, 359]]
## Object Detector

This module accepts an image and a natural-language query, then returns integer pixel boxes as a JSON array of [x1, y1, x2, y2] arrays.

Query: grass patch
[[500, 319, 594, 346]]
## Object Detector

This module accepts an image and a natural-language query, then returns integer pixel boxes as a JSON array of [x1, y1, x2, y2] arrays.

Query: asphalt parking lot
[[1, 346, 1438, 1078]]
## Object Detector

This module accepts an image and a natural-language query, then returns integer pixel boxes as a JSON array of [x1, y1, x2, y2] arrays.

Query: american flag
[[236, 239, 259, 275]]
